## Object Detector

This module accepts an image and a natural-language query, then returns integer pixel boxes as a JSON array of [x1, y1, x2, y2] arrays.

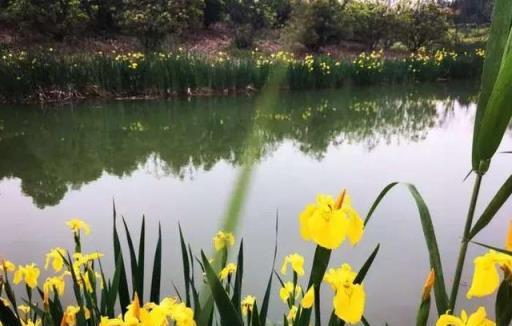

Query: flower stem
[[449, 173, 483, 310]]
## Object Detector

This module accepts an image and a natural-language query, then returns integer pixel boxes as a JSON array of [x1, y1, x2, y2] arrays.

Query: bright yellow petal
[[435, 314, 465, 326], [505, 221, 512, 252], [344, 207, 364, 245], [301, 287, 314, 309], [467, 307, 495, 326], [333, 284, 365, 324], [467, 253, 500, 298]]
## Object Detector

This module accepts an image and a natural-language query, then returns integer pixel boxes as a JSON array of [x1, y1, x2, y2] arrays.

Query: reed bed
[[0, 48, 484, 103]]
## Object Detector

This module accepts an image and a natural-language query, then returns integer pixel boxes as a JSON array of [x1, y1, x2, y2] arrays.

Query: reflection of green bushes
[[0, 82, 477, 207]]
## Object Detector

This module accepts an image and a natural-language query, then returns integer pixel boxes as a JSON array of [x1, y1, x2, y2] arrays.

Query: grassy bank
[[0, 48, 484, 103]]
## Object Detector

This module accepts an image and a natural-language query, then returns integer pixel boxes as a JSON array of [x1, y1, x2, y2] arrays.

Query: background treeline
[[0, 0, 491, 51]]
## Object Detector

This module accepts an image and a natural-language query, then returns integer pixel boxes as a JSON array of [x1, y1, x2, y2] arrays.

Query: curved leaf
[[365, 182, 449, 315], [150, 223, 162, 303], [200, 251, 243, 326], [472, 0, 512, 171], [469, 175, 512, 239], [496, 280, 512, 326]]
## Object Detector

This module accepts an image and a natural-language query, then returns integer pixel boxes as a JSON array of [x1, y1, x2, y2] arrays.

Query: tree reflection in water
[[0, 82, 478, 208]]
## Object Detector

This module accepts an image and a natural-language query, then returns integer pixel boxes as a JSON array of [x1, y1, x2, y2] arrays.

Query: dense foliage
[[0, 48, 484, 102], [1, 0, 459, 50]]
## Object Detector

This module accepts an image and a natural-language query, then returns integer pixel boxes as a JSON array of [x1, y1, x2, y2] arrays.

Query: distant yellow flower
[[0, 297, 10, 307], [281, 253, 305, 276], [21, 320, 41, 326], [219, 263, 237, 280], [45, 247, 66, 272], [212, 231, 235, 251], [82, 272, 96, 293], [43, 274, 66, 304], [324, 264, 365, 324], [17, 304, 30, 315], [0, 259, 15, 272], [99, 316, 124, 326], [279, 282, 302, 303], [287, 306, 298, 323], [241, 295, 256, 316], [301, 286, 314, 309], [14, 264, 40, 289], [169, 302, 196, 326], [299, 190, 364, 249], [66, 219, 90, 235], [62, 305, 81, 326], [436, 306, 495, 326]]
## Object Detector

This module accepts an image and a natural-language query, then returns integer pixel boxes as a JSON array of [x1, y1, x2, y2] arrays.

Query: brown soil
[[0, 22, 409, 59]]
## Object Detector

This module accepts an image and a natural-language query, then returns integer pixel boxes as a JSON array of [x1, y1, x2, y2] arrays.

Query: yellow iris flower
[[467, 223, 512, 298], [212, 231, 235, 251], [61, 305, 81, 326], [13, 263, 40, 289], [18, 304, 30, 315], [301, 286, 315, 309], [110, 294, 196, 326], [299, 190, 364, 250], [0, 259, 15, 273], [0, 297, 10, 307], [43, 274, 66, 303], [436, 307, 495, 326], [219, 263, 237, 280], [66, 218, 91, 236], [279, 282, 302, 303], [45, 247, 66, 272], [281, 253, 305, 276], [287, 306, 298, 324], [324, 263, 365, 324], [241, 295, 256, 316]]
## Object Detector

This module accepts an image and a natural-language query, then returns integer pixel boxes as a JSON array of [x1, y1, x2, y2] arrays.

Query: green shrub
[[340, 1, 392, 50], [282, 0, 346, 51], [261, 0, 293, 28], [203, 0, 224, 27], [7, 0, 89, 40], [120, 0, 203, 49], [80, 0, 124, 32], [224, 0, 273, 48], [396, 2, 452, 51]]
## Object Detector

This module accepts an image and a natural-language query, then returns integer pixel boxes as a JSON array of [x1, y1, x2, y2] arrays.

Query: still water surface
[[1, 82, 511, 324]]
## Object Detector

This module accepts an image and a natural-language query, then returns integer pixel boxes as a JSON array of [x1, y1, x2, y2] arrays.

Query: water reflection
[[0, 82, 478, 208]]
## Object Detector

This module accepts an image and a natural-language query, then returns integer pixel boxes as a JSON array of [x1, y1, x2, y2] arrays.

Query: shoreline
[[0, 49, 484, 105]]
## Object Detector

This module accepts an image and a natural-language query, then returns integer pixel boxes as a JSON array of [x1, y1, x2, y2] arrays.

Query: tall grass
[[0, 48, 484, 102]]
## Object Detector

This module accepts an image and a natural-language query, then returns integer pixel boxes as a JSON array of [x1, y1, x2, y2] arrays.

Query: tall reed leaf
[[178, 224, 191, 306], [0, 299, 20, 326], [472, 0, 512, 171], [137, 216, 146, 300], [150, 223, 162, 303], [259, 215, 279, 325], [496, 281, 512, 326], [469, 175, 512, 239], [200, 251, 243, 326], [365, 183, 449, 315], [112, 207, 130, 314], [231, 241, 244, 314]]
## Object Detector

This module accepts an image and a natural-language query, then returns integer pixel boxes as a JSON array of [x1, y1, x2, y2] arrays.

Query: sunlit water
[[1, 81, 511, 324]]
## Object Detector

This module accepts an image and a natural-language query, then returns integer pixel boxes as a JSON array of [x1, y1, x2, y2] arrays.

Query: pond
[[0, 81, 511, 324]]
